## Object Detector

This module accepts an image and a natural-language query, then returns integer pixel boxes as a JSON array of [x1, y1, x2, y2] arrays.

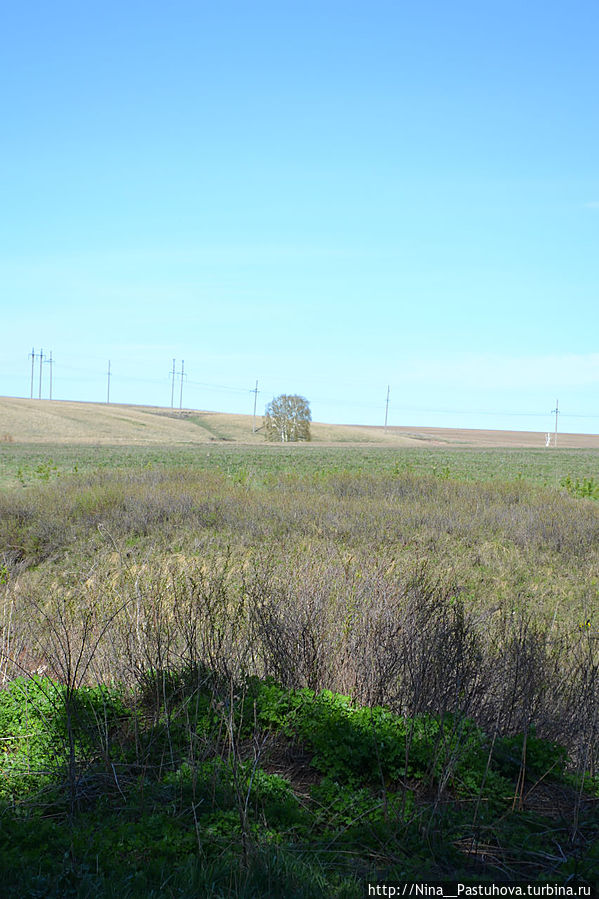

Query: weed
[[1, 451, 599, 891]]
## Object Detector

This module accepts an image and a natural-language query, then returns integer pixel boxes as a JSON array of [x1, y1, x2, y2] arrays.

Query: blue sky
[[1, 0, 598, 433]]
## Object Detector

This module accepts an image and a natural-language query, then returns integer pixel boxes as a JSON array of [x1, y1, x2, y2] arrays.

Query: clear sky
[[1, 0, 598, 434]]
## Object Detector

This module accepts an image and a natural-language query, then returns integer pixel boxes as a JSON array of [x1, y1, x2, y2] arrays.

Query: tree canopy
[[264, 394, 311, 442]]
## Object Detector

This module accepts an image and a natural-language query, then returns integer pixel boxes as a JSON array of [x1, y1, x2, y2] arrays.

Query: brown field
[[382, 424, 599, 448], [0, 394, 597, 447]]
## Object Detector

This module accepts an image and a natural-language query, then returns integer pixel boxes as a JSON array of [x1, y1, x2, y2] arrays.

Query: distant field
[[1, 394, 599, 490], [0, 396, 422, 447], [1, 439, 599, 490], [1, 395, 598, 448]]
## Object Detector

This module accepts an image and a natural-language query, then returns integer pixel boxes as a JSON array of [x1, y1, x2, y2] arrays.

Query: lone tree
[[264, 394, 311, 442]]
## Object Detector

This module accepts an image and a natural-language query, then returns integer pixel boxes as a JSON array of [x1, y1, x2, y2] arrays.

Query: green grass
[[0, 673, 597, 897], [1, 441, 599, 490]]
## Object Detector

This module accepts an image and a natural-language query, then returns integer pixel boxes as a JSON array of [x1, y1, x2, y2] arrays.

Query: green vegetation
[[560, 475, 599, 499], [1, 446, 599, 894], [1, 440, 599, 490], [1, 674, 598, 897], [264, 394, 312, 442]]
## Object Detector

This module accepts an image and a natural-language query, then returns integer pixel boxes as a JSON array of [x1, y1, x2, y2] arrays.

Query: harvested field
[[1, 395, 598, 448]]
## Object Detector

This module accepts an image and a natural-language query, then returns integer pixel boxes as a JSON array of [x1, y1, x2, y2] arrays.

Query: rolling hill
[[1, 395, 598, 448]]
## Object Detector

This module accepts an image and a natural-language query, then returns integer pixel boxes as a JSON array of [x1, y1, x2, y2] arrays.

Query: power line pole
[[106, 360, 111, 404], [179, 359, 185, 410], [38, 349, 44, 399], [46, 351, 53, 400], [552, 399, 559, 447], [170, 359, 176, 408], [252, 380, 259, 433], [29, 348, 35, 398], [384, 385, 390, 433]]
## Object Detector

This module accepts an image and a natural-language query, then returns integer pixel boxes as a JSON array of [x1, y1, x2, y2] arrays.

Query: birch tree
[[264, 394, 311, 442]]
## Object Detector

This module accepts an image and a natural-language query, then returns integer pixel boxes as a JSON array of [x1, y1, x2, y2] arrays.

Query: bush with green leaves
[[492, 726, 568, 779], [0, 676, 129, 799]]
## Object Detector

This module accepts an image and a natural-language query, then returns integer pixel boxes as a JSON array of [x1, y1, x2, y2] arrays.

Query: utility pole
[[106, 360, 111, 404], [179, 360, 185, 410], [252, 380, 259, 433], [38, 349, 44, 400], [46, 351, 53, 400], [552, 399, 559, 447], [384, 385, 390, 433], [29, 348, 35, 398], [170, 359, 176, 408]]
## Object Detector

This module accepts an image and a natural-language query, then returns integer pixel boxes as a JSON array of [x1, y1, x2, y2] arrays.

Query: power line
[[552, 399, 559, 447], [185, 378, 250, 394], [252, 380, 259, 433], [45, 351, 53, 400], [170, 359, 176, 409], [178, 360, 185, 410], [29, 348, 35, 399], [38, 348, 44, 400], [384, 385, 390, 433], [16, 347, 599, 431]]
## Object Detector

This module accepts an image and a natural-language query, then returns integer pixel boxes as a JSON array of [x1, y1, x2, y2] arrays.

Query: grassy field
[[3, 395, 599, 449], [1, 406, 599, 894], [2, 438, 599, 492], [0, 396, 427, 447]]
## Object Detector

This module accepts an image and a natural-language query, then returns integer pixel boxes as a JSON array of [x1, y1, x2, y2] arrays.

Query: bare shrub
[[2, 464, 599, 764]]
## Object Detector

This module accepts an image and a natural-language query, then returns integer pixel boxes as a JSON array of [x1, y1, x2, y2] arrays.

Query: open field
[[2, 439, 599, 493], [2, 395, 599, 448], [1, 394, 599, 494], [0, 396, 422, 446], [1, 407, 599, 893]]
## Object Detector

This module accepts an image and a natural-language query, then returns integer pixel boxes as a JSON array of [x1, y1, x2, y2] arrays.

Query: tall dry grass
[[1, 465, 598, 769]]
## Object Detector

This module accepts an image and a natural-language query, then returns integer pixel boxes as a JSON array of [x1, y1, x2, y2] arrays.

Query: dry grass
[[2, 465, 599, 763], [0, 397, 224, 445], [2, 395, 598, 447], [0, 397, 423, 446], [384, 424, 599, 449], [2, 459, 599, 890]]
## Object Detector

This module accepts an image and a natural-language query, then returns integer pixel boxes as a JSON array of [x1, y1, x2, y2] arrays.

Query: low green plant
[[492, 726, 568, 779], [560, 475, 599, 499], [0, 676, 129, 799]]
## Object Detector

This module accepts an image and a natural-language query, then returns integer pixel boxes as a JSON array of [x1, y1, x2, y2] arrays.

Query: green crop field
[[2, 439, 599, 490], [1, 437, 599, 895]]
